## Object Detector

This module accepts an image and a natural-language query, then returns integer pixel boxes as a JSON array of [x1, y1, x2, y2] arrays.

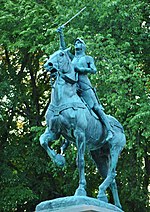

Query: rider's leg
[[80, 87, 113, 142], [93, 104, 113, 142]]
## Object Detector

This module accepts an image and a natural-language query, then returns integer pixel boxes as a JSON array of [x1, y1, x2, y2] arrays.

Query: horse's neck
[[64, 70, 78, 83], [60, 63, 78, 83], [51, 75, 80, 106]]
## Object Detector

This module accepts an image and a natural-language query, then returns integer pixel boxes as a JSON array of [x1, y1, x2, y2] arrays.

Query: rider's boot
[[93, 104, 113, 142]]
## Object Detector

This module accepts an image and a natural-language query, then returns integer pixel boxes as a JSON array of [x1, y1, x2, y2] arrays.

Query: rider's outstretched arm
[[57, 27, 74, 60], [57, 26, 66, 50]]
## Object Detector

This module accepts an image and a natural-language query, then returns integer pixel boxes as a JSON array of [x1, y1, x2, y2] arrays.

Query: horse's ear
[[64, 47, 71, 53]]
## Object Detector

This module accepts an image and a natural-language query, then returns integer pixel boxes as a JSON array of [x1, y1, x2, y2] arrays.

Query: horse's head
[[44, 48, 73, 74]]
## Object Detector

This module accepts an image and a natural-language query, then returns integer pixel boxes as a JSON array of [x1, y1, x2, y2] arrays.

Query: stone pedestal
[[36, 196, 123, 212]]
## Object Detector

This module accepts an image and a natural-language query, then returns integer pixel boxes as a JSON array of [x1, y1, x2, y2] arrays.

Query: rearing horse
[[40, 49, 126, 209]]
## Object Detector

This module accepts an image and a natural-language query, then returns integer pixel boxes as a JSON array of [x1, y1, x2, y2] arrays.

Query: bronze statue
[[40, 46, 126, 209]]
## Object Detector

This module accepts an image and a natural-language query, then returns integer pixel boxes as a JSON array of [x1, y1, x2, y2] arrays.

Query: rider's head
[[74, 38, 86, 52]]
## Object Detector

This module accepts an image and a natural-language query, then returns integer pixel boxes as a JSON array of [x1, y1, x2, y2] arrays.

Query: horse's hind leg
[[97, 145, 122, 208], [90, 149, 109, 203], [110, 179, 122, 209]]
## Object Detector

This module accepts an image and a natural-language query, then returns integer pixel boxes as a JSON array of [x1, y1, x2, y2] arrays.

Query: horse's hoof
[[97, 194, 108, 203], [54, 154, 66, 167], [74, 188, 87, 196]]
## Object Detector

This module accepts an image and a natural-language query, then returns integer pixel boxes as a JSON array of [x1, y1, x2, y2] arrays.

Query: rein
[[60, 73, 78, 84]]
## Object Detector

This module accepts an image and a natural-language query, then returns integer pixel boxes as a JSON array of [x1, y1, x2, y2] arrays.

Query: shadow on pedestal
[[35, 196, 123, 212]]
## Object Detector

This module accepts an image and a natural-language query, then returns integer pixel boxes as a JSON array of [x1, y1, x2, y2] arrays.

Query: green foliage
[[0, 0, 149, 211]]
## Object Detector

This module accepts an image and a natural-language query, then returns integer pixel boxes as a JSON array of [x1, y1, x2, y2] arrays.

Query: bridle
[[48, 50, 78, 87]]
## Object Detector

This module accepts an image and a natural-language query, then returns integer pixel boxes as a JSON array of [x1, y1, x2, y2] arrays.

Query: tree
[[0, 0, 149, 211]]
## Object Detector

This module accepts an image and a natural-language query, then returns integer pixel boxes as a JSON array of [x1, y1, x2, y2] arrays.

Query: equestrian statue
[[39, 25, 126, 209]]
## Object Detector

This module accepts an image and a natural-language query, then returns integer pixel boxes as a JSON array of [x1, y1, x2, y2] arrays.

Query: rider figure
[[57, 27, 113, 142]]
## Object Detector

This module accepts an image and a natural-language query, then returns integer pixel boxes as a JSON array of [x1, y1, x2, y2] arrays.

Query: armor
[[57, 28, 113, 141]]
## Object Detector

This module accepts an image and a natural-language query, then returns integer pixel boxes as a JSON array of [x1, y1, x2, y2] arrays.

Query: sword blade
[[62, 7, 86, 27]]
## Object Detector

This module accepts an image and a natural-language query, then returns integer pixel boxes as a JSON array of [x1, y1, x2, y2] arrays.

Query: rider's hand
[[56, 25, 64, 33]]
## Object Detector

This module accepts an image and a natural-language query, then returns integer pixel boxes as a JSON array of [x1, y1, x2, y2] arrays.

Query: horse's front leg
[[40, 127, 65, 167], [60, 139, 69, 155], [74, 129, 87, 196]]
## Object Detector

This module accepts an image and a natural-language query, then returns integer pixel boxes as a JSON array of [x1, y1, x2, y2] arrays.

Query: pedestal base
[[36, 196, 123, 212]]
